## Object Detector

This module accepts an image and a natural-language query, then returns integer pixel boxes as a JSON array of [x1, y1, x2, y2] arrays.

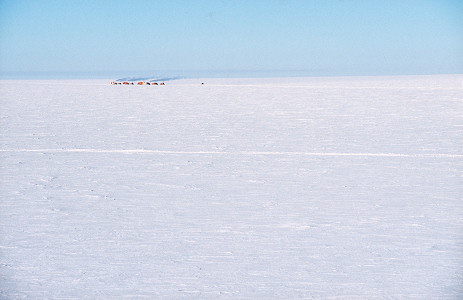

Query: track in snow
[[1, 148, 462, 158]]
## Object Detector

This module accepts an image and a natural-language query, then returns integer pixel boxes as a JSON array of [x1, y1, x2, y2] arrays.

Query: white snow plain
[[1, 75, 462, 299]]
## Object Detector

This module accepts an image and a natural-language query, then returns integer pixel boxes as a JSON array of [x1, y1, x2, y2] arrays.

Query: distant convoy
[[111, 81, 165, 85]]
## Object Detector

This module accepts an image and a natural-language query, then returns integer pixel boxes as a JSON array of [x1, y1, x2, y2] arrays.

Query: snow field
[[1, 75, 462, 299]]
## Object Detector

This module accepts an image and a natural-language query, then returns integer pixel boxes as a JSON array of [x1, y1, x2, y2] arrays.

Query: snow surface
[[1, 75, 462, 299]]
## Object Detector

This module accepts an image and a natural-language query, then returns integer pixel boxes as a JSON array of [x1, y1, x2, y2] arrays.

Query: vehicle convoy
[[111, 81, 165, 85]]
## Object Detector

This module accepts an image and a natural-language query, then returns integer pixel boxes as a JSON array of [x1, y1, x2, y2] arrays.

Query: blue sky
[[1, 0, 462, 78]]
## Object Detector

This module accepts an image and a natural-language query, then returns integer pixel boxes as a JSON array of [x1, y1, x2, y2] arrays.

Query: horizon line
[[1, 70, 462, 80]]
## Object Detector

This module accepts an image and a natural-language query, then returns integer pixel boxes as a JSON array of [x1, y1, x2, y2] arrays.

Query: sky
[[0, 0, 462, 78]]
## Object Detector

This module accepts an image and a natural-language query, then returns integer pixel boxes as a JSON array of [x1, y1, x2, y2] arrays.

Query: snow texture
[[1, 75, 462, 299]]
